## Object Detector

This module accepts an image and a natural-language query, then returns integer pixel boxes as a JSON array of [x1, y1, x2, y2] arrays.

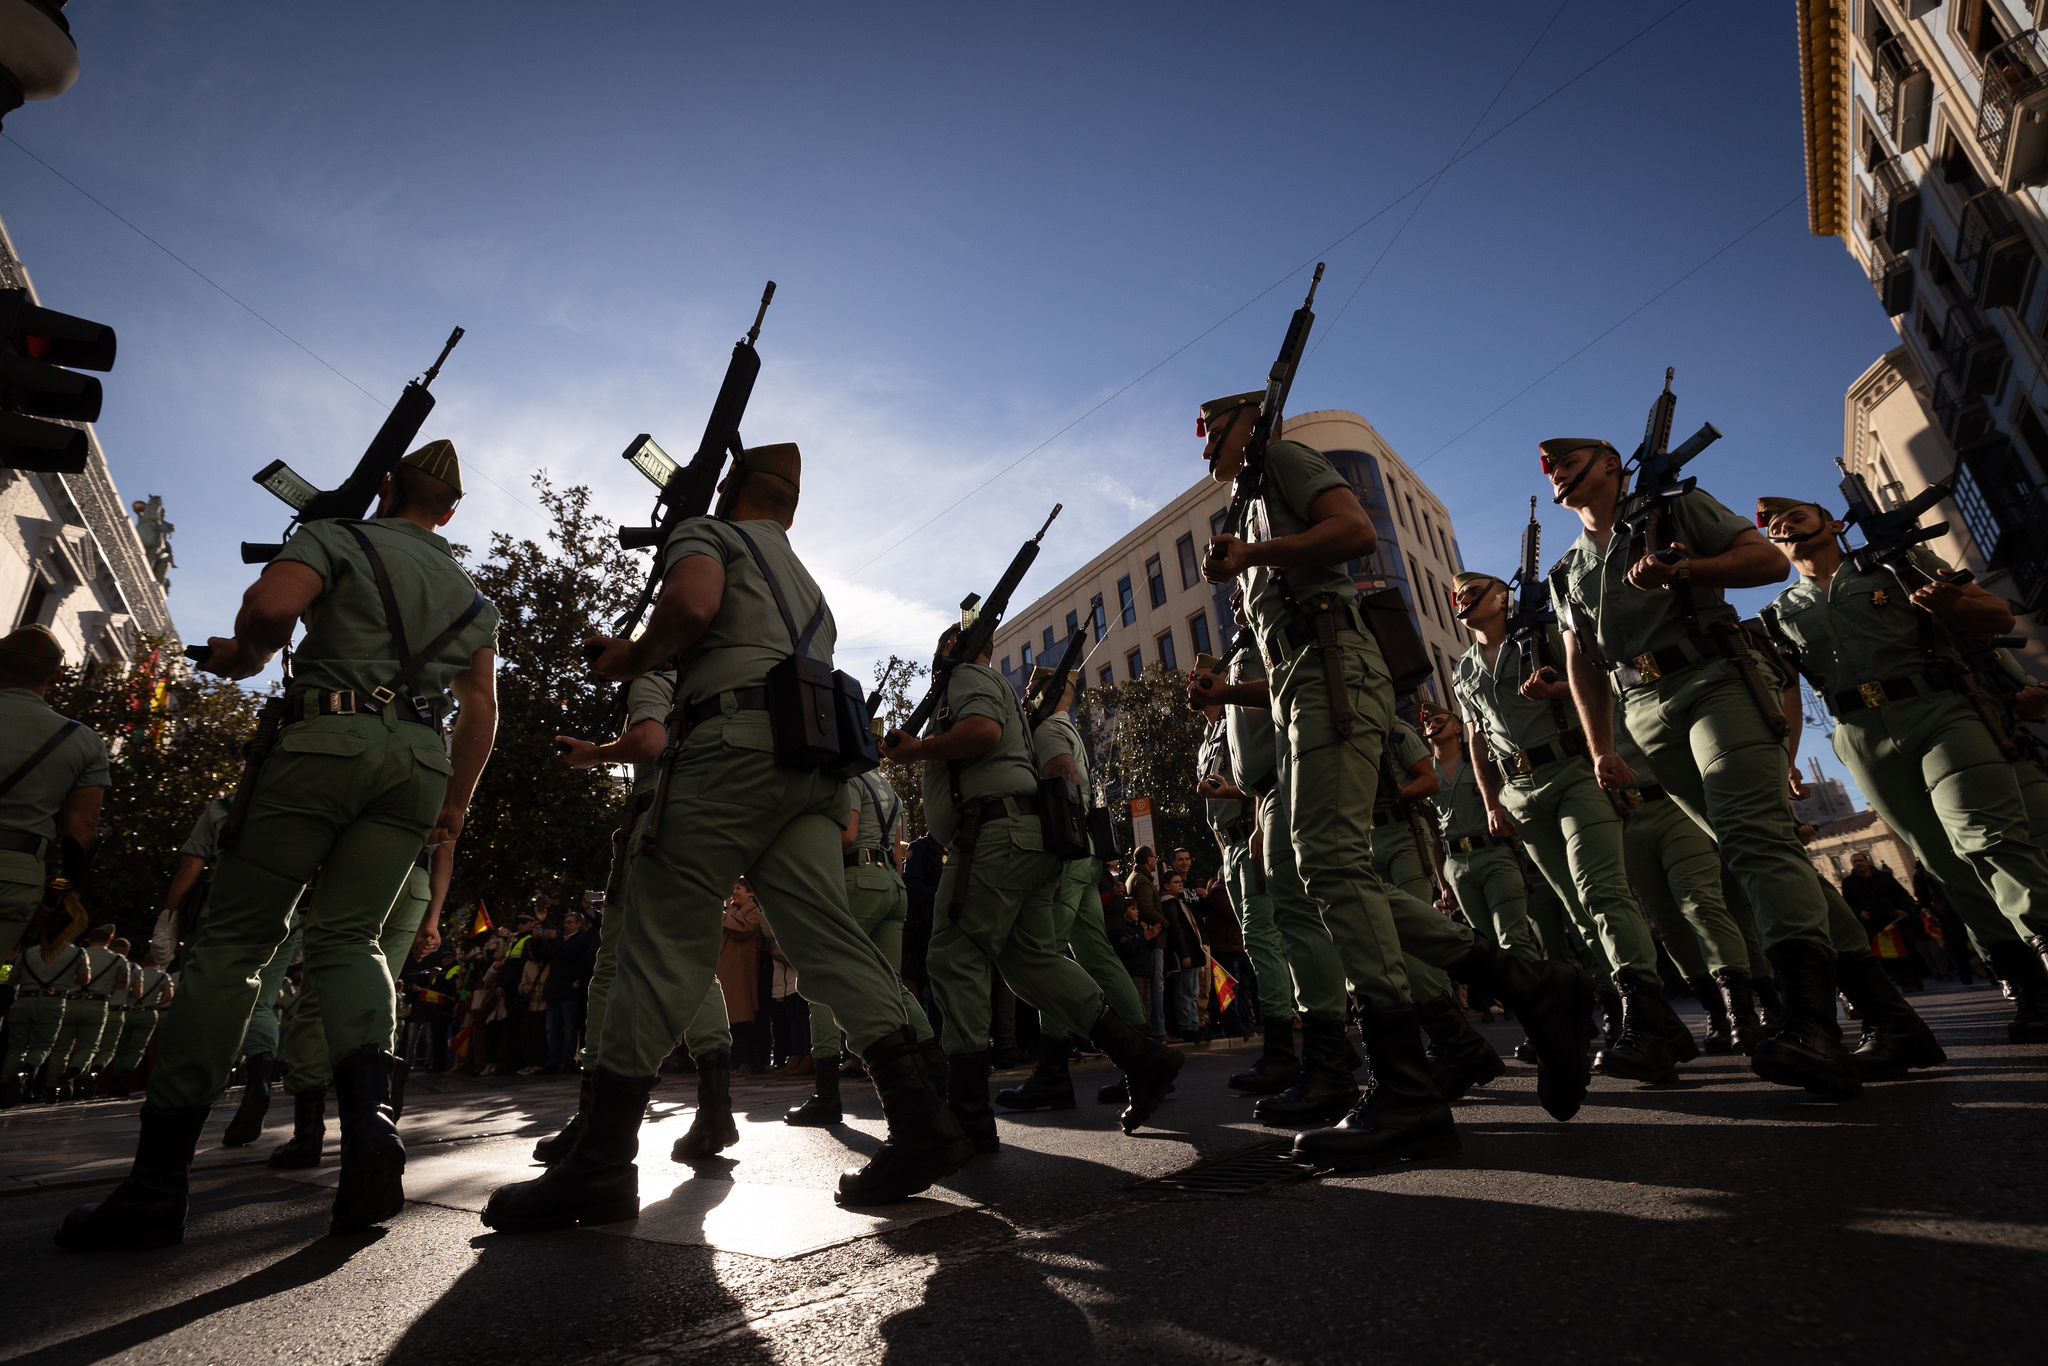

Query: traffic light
[[1, 286, 116, 473], [0, 0, 81, 130]]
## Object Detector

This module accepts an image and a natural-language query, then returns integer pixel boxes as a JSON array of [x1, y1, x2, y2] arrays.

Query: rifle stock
[[1209, 263, 1325, 567]]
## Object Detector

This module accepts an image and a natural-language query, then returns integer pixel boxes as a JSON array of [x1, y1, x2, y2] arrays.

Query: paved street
[[2, 987, 2044, 1365]]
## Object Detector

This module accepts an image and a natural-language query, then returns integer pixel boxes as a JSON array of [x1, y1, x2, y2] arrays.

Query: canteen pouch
[[829, 671, 881, 780], [1086, 805, 1125, 862], [1358, 585, 1433, 695], [1037, 775, 1092, 859], [732, 524, 877, 775]]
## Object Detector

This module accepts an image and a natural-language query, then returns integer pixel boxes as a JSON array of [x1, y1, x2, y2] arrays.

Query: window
[[1000, 655, 1011, 677], [1066, 609, 1080, 640], [1390, 477, 1408, 529], [1189, 611, 1212, 658], [1020, 643, 1034, 670], [1209, 507, 1230, 539], [1405, 495, 1420, 533], [1146, 554, 1167, 608], [1098, 665, 1114, 687], [1155, 630, 1178, 673], [1118, 575, 1136, 625], [1042, 626, 1055, 655], [1426, 570, 1446, 627], [1093, 600, 1109, 636], [1433, 645, 1451, 706], [16, 573, 52, 628], [1126, 649, 1143, 681], [1176, 533, 1200, 589], [1953, 462, 2004, 557]]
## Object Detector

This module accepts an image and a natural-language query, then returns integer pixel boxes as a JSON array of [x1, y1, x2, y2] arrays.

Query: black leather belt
[[0, 829, 49, 857], [973, 793, 1041, 823], [680, 686, 771, 732], [1608, 633, 1717, 692], [286, 689, 442, 728], [1827, 674, 1940, 716], [1221, 814, 1255, 842], [844, 847, 896, 870], [1496, 737, 1582, 780], [1258, 598, 1366, 666], [1621, 784, 1672, 808], [1444, 833, 1504, 855]]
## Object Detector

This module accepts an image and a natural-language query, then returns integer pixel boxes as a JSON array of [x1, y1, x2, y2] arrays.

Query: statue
[[131, 497, 175, 589]]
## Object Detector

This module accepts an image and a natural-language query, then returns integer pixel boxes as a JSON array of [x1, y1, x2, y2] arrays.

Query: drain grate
[[1131, 1140, 1316, 1197]]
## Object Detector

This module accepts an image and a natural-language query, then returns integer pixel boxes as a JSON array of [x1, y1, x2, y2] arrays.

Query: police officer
[[995, 666, 1151, 1113], [0, 626, 108, 965], [886, 624, 1181, 1148], [1757, 495, 2048, 1048], [41, 923, 125, 1101], [1543, 437, 1859, 1098], [3, 906, 87, 1105], [1198, 391, 1591, 1167], [1448, 567, 1693, 1084], [487, 443, 966, 1231], [104, 955, 174, 1098], [60, 439, 502, 1251], [535, 669, 742, 1167]]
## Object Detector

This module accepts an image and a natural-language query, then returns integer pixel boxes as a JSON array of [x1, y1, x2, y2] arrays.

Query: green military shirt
[[1453, 627, 1574, 758], [178, 798, 231, 865], [625, 670, 677, 799], [79, 943, 124, 999], [19, 940, 85, 993], [275, 518, 500, 708], [1374, 718, 1432, 823], [663, 517, 834, 708], [1197, 717, 1244, 832], [1431, 750, 1489, 839], [1033, 711, 1091, 791], [1762, 551, 1960, 699], [1224, 639, 1277, 794], [1234, 440, 1355, 638], [0, 688, 110, 844], [921, 662, 1036, 846], [846, 770, 903, 855], [1552, 488, 1753, 664], [133, 964, 172, 1008]]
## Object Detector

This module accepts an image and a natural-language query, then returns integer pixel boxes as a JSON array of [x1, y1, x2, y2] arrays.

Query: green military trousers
[[1442, 845, 1541, 963], [106, 1008, 161, 1075], [148, 712, 450, 1111], [809, 863, 936, 1061], [1046, 855, 1148, 1034], [83, 1005, 129, 1073], [1621, 660, 1831, 954], [1221, 837, 1294, 1022], [42, 999, 107, 1084], [930, 812, 1106, 1055], [1258, 772, 1350, 1027], [0, 877, 40, 968], [2017, 757, 2048, 839], [1716, 871, 1773, 985], [1619, 794, 1751, 977], [281, 863, 435, 1095], [5, 993, 64, 1075], [1833, 695, 2048, 946], [1369, 822, 1460, 1002], [599, 711, 912, 1077], [1495, 760, 1660, 983], [1269, 632, 1477, 1008]]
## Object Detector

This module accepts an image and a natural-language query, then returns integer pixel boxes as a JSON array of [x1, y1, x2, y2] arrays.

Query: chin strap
[[1549, 459, 1597, 506]]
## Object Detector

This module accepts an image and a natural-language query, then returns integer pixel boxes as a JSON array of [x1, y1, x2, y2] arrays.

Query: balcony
[[1932, 370, 1997, 447], [1940, 305, 2010, 394], [1868, 239, 1915, 316], [1977, 29, 2048, 188], [1868, 153, 1925, 252], [1875, 35, 1934, 150], [1955, 190, 2037, 309]]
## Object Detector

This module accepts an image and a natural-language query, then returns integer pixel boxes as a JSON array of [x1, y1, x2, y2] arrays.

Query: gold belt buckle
[[1624, 788, 1644, 808], [328, 690, 355, 715], [1859, 680, 1888, 710], [1633, 652, 1662, 685], [1511, 751, 1534, 777]]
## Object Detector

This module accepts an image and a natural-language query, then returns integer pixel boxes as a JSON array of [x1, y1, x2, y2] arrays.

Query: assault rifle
[[1208, 262, 1324, 565], [1612, 367, 1721, 567], [1507, 496, 1556, 679], [1027, 593, 1103, 729], [889, 503, 1061, 743], [1835, 461, 1974, 588], [240, 328, 464, 565]]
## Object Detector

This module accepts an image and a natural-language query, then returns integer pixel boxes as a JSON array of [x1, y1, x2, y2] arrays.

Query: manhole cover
[[1131, 1140, 1315, 1197]]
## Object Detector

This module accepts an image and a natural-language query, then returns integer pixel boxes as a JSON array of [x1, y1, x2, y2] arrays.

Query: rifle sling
[[0, 719, 80, 804], [341, 523, 486, 715]]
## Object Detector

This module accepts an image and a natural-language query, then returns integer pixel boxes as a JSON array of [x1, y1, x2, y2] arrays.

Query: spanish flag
[[1211, 959, 1238, 1015], [469, 901, 495, 940]]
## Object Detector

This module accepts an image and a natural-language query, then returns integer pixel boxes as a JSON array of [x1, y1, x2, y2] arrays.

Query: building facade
[[1803, 809, 1919, 885], [1798, 0, 2048, 620], [993, 410, 1468, 706], [1, 214, 175, 662]]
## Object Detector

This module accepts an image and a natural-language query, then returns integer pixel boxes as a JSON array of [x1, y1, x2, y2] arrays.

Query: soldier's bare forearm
[[1562, 633, 1614, 754], [1685, 536, 1791, 590]]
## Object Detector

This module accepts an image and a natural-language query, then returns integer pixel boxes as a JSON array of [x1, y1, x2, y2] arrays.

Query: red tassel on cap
[[1195, 415, 1207, 438]]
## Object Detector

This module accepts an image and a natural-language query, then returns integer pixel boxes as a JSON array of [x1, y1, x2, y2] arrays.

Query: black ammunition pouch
[[1037, 775, 1092, 859], [733, 525, 879, 780]]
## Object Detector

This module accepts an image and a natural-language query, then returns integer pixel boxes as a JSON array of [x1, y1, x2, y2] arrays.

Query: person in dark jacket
[[1839, 854, 1923, 993], [534, 910, 599, 1073], [1160, 872, 1206, 1039]]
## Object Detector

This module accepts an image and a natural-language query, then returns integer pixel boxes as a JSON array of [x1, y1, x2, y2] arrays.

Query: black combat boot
[[268, 1087, 327, 1169], [1595, 975, 1679, 1084], [1836, 952, 1945, 1081], [918, 1037, 950, 1101], [672, 1049, 738, 1160], [1228, 1017, 1300, 1094], [55, 1105, 209, 1252], [388, 1056, 411, 1124], [1096, 1076, 1127, 1105], [784, 1057, 844, 1126], [1749, 942, 1860, 1100], [836, 1027, 973, 1208], [1253, 1015, 1360, 1127], [481, 1069, 652, 1233], [996, 1034, 1076, 1112], [1690, 976, 1734, 1054], [220, 1052, 274, 1148], [1595, 987, 1624, 1049], [1512, 1037, 1538, 1064], [1448, 940, 1593, 1121], [946, 1052, 999, 1151], [1293, 1006, 1460, 1170], [533, 1072, 594, 1165], [1413, 994, 1505, 1100], [1, 1071, 22, 1109], [330, 1046, 405, 1234], [1090, 1007, 1185, 1134], [1755, 973, 1785, 1036], [1989, 940, 2048, 1044], [1655, 985, 1700, 1064], [1715, 969, 1762, 1056]]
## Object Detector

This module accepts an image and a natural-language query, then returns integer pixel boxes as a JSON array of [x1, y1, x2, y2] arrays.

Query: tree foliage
[[869, 654, 930, 839], [1079, 665, 1211, 864]]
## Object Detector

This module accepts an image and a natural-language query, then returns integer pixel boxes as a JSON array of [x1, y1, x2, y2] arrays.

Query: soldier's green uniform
[[1367, 719, 1459, 1005], [42, 938, 124, 1089], [83, 951, 141, 1075], [1610, 721, 1751, 976], [0, 685, 109, 962], [1033, 709, 1145, 1030], [809, 770, 935, 1059], [1430, 744, 1539, 963], [106, 965, 173, 1075], [6, 938, 85, 1080], [280, 854, 435, 1096], [1198, 707, 1286, 1026]]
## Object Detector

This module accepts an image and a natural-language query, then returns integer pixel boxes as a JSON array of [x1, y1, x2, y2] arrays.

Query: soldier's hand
[[1485, 805, 1513, 841], [428, 802, 466, 851], [1518, 666, 1569, 702], [1204, 535, 1250, 582], [2017, 685, 2048, 722], [554, 735, 601, 769], [585, 635, 639, 681], [1200, 773, 1225, 796], [1787, 767, 1811, 802], [413, 919, 442, 960], [1188, 669, 1223, 706], [1909, 569, 1966, 615], [881, 728, 920, 761], [1627, 543, 1686, 591], [196, 636, 269, 680], [1593, 750, 1637, 791]]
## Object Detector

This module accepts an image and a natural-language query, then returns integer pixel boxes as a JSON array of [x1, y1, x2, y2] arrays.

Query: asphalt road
[[2, 986, 2043, 1365]]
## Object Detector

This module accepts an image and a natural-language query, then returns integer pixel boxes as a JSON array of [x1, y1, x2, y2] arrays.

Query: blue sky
[[5, 2, 1900, 799]]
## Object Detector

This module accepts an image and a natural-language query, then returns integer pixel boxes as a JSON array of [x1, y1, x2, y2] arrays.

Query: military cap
[[735, 442, 801, 491], [1451, 570, 1504, 594], [91, 923, 116, 940], [401, 439, 463, 496], [0, 624, 64, 667], [1197, 391, 1262, 437], [1756, 496, 1827, 529], [1536, 437, 1619, 471], [1417, 699, 1453, 722]]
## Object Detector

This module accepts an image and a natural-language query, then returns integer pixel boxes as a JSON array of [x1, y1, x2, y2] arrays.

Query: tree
[[46, 638, 264, 945], [1079, 665, 1211, 866], [869, 654, 930, 838]]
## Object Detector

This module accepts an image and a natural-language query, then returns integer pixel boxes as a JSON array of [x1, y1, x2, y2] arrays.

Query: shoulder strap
[[1758, 605, 1822, 692], [855, 773, 898, 844], [0, 719, 81, 801], [729, 523, 827, 658], [341, 523, 488, 697]]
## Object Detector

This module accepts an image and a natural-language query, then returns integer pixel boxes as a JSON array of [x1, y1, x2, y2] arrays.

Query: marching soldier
[[1198, 390, 1591, 1168], [104, 955, 175, 1098], [0, 626, 108, 965], [80, 936, 143, 1086], [1418, 702, 1540, 964], [61, 439, 502, 1251], [1758, 495, 2048, 1046], [3, 905, 88, 1105], [995, 666, 1152, 1114], [884, 625, 1181, 1147], [40, 923, 125, 1101], [149, 796, 228, 969], [486, 443, 967, 1231]]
